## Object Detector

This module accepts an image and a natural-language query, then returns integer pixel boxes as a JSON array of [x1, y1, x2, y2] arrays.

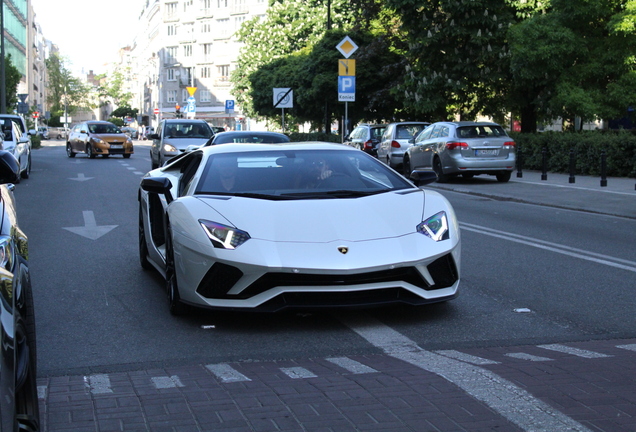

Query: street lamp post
[[1, 0, 6, 114]]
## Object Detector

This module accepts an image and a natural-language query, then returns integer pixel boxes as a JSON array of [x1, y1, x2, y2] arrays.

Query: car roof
[[162, 119, 208, 124], [432, 121, 502, 127], [200, 141, 353, 155]]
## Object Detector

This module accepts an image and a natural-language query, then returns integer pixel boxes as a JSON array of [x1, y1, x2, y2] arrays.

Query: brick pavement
[[37, 338, 636, 431]]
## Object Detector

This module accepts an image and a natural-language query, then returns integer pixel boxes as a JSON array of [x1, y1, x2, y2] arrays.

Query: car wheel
[[403, 157, 412, 178], [496, 171, 511, 182], [102, 154, 109, 158], [165, 223, 188, 316], [20, 155, 31, 179], [462, 173, 474, 179], [14, 288, 40, 431], [123, 154, 131, 159], [433, 157, 449, 183], [86, 144, 96, 159], [139, 206, 152, 271], [66, 143, 75, 158]]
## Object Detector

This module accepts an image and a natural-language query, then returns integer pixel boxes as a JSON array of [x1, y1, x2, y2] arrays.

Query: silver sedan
[[403, 121, 516, 182]]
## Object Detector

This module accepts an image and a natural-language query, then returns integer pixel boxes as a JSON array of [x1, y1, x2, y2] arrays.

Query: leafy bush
[[30, 134, 42, 149], [510, 131, 636, 178]]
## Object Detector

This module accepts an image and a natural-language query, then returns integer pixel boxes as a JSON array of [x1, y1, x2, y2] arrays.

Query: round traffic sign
[[153, 108, 159, 114]]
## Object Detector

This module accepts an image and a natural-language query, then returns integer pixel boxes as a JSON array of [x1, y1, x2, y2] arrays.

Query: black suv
[[343, 123, 387, 156]]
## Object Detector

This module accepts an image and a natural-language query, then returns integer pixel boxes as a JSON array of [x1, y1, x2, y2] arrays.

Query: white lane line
[[617, 344, 636, 352], [461, 222, 636, 273], [326, 357, 378, 374], [84, 374, 113, 394], [339, 314, 592, 432], [151, 375, 184, 389], [206, 363, 251, 383], [537, 344, 612, 359], [280, 367, 317, 379], [505, 353, 554, 362], [434, 350, 500, 365]]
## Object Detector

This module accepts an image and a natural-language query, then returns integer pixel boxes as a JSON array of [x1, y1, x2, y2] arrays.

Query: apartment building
[[127, 0, 268, 130]]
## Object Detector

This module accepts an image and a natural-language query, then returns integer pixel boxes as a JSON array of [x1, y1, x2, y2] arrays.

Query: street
[[15, 141, 636, 431]]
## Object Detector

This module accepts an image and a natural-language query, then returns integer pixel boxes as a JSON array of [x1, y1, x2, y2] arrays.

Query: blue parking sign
[[338, 76, 355, 102], [225, 100, 235, 111]]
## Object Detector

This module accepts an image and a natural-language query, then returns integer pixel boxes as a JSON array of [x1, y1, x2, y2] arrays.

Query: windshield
[[164, 123, 212, 138], [196, 149, 414, 199], [212, 132, 290, 144], [89, 124, 122, 134]]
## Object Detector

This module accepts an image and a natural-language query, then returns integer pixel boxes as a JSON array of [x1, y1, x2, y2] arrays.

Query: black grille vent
[[196, 263, 244, 298]]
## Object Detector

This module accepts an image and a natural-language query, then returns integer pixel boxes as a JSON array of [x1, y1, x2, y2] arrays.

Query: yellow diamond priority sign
[[336, 36, 358, 59]]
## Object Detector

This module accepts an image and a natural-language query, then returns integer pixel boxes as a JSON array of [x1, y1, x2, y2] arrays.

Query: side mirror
[[0, 151, 21, 184], [410, 169, 438, 186], [141, 177, 173, 204], [148, 133, 159, 140], [80, 130, 87, 134], [28, 129, 37, 136]]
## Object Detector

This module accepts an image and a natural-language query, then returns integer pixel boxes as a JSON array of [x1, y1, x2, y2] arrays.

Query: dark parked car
[[343, 123, 387, 156], [0, 150, 40, 430], [403, 121, 516, 182]]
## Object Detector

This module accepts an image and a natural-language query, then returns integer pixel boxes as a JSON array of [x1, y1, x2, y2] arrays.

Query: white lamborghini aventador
[[138, 142, 461, 315]]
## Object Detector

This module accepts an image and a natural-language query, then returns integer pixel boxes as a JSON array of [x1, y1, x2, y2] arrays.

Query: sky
[[31, 0, 147, 76]]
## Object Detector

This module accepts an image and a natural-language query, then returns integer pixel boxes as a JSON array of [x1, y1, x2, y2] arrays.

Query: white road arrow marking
[[69, 173, 93, 182], [63, 211, 117, 240]]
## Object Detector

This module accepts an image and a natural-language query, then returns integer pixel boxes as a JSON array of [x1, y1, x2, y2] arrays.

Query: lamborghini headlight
[[199, 220, 250, 249], [416, 211, 449, 242]]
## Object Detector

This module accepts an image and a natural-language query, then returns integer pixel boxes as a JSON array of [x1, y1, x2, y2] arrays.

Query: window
[[167, 24, 177, 36], [182, 23, 194, 38], [165, 2, 178, 19], [217, 0, 227, 7], [183, 44, 192, 57], [202, 43, 213, 62], [217, 65, 230, 81], [183, 0, 193, 12], [166, 46, 178, 64], [182, 89, 190, 103], [234, 16, 246, 32], [167, 68, 176, 81], [167, 90, 177, 103], [217, 18, 230, 37], [201, 20, 211, 34], [201, 0, 212, 14], [200, 66, 211, 78], [200, 90, 212, 102]]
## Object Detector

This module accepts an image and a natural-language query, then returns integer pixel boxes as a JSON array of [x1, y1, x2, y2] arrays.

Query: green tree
[[45, 53, 94, 126], [110, 105, 139, 119], [508, 0, 636, 131], [97, 69, 134, 107], [3, 55, 22, 111], [384, 0, 517, 121]]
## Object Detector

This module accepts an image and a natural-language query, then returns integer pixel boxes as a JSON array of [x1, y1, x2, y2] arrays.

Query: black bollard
[[541, 147, 548, 180], [600, 150, 607, 187], [568, 149, 575, 184], [516, 146, 523, 178]]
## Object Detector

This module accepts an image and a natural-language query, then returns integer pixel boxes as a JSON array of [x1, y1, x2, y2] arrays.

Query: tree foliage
[[234, 0, 636, 133], [3, 55, 22, 111], [45, 53, 94, 126]]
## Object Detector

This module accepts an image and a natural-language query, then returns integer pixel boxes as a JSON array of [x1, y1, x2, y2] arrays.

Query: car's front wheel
[[86, 144, 96, 159], [165, 223, 188, 316], [14, 288, 40, 431], [66, 143, 75, 158], [123, 154, 131, 159]]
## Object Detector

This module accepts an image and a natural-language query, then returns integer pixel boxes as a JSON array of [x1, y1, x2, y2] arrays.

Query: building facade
[[127, 0, 268, 130]]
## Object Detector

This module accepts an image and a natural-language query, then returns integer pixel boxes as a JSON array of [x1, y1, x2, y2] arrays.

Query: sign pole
[[282, 108, 285, 133]]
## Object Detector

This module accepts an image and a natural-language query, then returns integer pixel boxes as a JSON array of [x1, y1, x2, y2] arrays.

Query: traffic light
[[175, 104, 181, 118]]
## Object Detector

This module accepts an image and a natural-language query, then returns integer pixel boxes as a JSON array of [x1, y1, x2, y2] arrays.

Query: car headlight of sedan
[[199, 220, 250, 249], [416, 211, 449, 242], [163, 144, 177, 153], [91, 138, 106, 145]]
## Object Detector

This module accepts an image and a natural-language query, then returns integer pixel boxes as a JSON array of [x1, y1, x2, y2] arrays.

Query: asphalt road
[[13, 141, 636, 431]]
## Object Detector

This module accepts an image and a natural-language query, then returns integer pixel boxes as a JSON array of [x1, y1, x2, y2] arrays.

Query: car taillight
[[391, 140, 401, 148], [363, 140, 373, 150], [445, 141, 469, 150], [504, 141, 516, 148]]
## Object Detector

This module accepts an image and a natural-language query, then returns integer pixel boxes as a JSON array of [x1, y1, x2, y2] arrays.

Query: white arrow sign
[[63, 211, 117, 240], [69, 173, 93, 182]]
